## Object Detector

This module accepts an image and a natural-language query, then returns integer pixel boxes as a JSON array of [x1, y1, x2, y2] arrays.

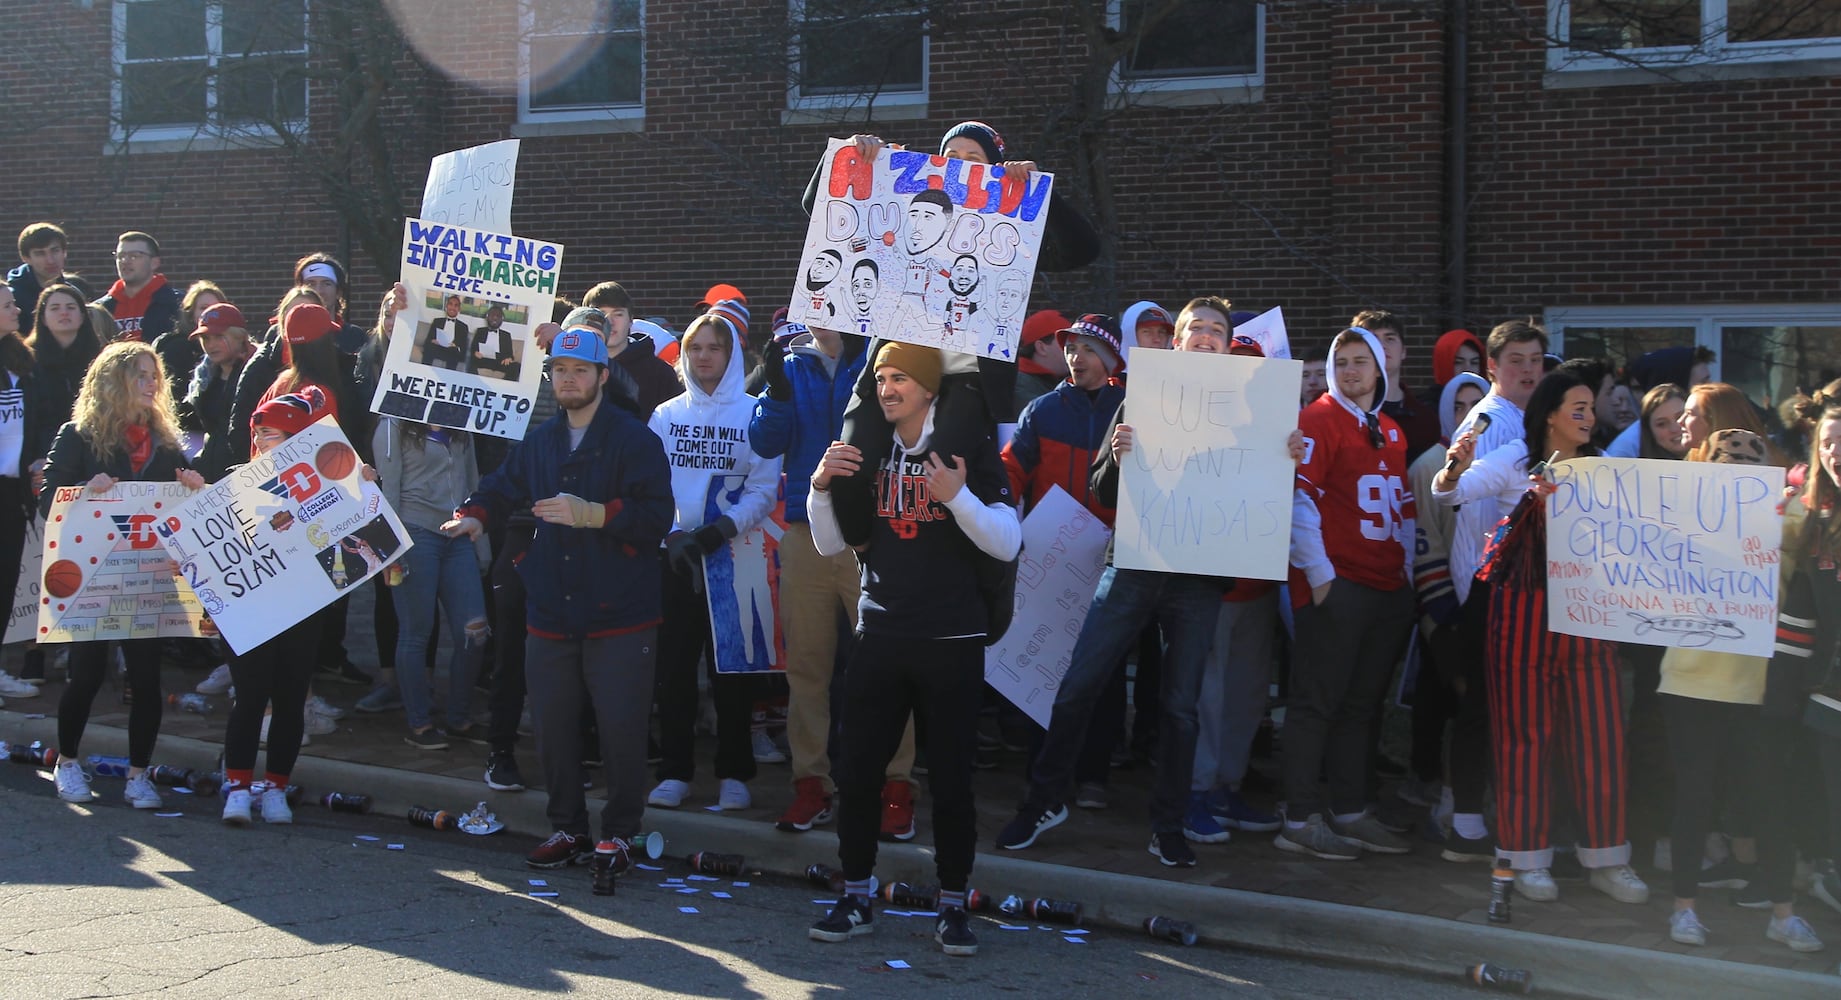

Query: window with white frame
[[1110, 0, 1264, 98], [1549, 0, 1841, 77], [113, 0, 307, 140], [522, 0, 643, 121], [1548, 305, 1841, 422], [789, 0, 927, 111]]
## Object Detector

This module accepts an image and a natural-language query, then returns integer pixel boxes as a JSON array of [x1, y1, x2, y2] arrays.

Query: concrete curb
[[7, 711, 1834, 999]]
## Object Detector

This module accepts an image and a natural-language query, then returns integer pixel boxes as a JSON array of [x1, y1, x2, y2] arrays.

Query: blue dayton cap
[[549, 307, 610, 366]]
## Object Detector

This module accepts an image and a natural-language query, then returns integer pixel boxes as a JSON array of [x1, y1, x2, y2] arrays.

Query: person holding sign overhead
[[1434, 366, 1649, 906], [42, 342, 205, 810], [1276, 327, 1417, 861]]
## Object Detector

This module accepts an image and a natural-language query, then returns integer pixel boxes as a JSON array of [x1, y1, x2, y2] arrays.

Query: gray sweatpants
[[526, 629, 657, 840]]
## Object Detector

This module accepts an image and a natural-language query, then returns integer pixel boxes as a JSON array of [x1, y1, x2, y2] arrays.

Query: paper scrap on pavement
[[885, 960, 910, 970], [171, 787, 193, 795], [998, 924, 1028, 930], [687, 875, 718, 881], [1064, 937, 1087, 944], [812, 899, 832, 905], [677, 888, 700, 895], [679, 907, 699, 914], [636, 863, 662, 871], [528, 879, 548, 887], [731, 881, 749, 887], [529, 891, 559, 898], [154, 812, 181, 818], [704, 805, 723, 812], [356, 835, 380, 841], [711, 892, 732, 899], [387, 844, 405, 851], [1064, 928, 1089, 935]]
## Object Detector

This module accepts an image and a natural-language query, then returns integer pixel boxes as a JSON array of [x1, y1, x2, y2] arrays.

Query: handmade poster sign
[[372, 218, 561, 440], [155, 418, 412, 655], [37, 483, 206, 643], [984, 486, 1110, 728], [1545, 457, 1784, 657], [1233, 305, 1291, 360], [5, 519, 44, 644], [705, 482, 788, 675], [788, 137, 1055, 360], [1113, 350, 1301, 579], [421, 140, 519, 231]]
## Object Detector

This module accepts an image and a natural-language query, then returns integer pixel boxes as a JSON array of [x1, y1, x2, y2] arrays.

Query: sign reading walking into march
[[706, 481, 788, 675], [421, 140, 519, 231], [985, 486, 1110, 728], [155, 418, 412, 655], [788, 137, 1055, 360], [37, 482, 206, 643], [371, 218, 562, 440], [1545, 457, 1784, 657], [1113, 350, 1301, 579]]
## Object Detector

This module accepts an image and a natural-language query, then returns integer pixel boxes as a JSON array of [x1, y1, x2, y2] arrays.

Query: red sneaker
[[879, 779, 916, 842], [526, 830, 593, 869], [776, 776, 835, 833]]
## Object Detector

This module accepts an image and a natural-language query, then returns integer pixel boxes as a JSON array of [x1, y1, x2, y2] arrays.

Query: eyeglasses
[[113, 250, 149, 262]]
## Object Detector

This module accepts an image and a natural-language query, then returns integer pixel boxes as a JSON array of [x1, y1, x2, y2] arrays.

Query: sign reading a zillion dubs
[[372, 218, 563, 441]]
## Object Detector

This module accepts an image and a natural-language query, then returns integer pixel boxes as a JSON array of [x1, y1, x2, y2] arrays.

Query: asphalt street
[[0, 760, 1499, 999]]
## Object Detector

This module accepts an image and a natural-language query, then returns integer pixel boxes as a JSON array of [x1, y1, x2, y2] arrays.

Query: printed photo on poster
[[155, 418, 412, 654], [1544, 457, 1784, 658], [705, 480, 787, 674], [787, 138, 1054, 360], [37, 482, 206, 644], [371, 218, 563, 441]]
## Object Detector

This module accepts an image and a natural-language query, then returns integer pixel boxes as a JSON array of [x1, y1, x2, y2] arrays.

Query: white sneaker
[[123, 773, 163, 810], [0, 670, 39, 697], [196, 664, 234, 695], [1514, 868, 1560, 902], [304, 707, 338, 737], [258, 784, 294, 824], [1767, 915, 1826, 953], [647, 779, 690, 808], [222, 787, 253, 826], [1589, 864, 1651, 904], [719, 778, 752, 810], [751, 730, 787, 764], [306, 694, 346, 720], [1669, 908, 1708, 946], [54, 759, 95, 803]]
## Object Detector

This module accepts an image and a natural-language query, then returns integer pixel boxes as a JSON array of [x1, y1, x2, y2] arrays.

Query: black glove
[[694, 516, 738, 554], [763, 339, 792, 402], [664, 531, 703, 580]]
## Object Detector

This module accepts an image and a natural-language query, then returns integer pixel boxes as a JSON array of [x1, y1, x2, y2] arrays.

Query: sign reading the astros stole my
[[372, 218, 562, 440], [1545, 457, 1784, 657], [155, 418, 412, 655], [37, 482, 206, 644], [787, 137, 1054, 361]]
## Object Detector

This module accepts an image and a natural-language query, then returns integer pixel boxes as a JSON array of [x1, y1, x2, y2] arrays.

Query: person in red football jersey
[[1277, 327, 1417, 861]]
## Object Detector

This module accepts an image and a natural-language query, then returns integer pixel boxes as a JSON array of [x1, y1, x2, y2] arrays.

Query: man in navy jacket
[[446, 311, 674, 873]]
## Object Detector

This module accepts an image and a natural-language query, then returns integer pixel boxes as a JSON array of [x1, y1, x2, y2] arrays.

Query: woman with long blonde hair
[[41, 341, 205, 811]]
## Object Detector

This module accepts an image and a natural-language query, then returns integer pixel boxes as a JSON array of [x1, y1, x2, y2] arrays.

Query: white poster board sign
[[984, 486, 1110, 728], [371, 218, 561, 440], [1545, 457, 1784, 658], [1112, 350, 1301, 579], [37, 482, 206, 643], [1233, 305, 1291, 360], [156, 418, 412, 655], [787, 137, 1054, 360], [421, 140, 519, 231], [5, 519, 44, 645], [707, 485, 788, 675]]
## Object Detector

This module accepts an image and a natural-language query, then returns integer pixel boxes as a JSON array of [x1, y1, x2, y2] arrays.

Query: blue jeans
[[1026, 567, 1223, 832], [392, 524, 488, 731]]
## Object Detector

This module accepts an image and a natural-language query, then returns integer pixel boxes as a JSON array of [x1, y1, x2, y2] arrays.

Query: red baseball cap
[[190, 302, 246, 339], [283, 303, 339, 346]]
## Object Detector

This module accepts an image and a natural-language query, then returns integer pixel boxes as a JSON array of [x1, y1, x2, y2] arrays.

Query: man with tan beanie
[[806, 340, 1020, 957]]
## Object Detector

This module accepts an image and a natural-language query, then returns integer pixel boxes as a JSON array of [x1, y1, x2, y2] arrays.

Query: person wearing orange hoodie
[[1431, 329, 1485, 396], [95, 231, 181, 344]]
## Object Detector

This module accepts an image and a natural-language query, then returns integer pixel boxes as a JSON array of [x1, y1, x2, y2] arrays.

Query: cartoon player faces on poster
[[788, 139, 1055, 359]]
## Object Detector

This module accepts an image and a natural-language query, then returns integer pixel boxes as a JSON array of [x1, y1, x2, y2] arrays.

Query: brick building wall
[[1, 0, 1833, 386]]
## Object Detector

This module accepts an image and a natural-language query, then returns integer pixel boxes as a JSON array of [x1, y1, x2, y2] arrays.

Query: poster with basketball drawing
[[36, 482, 207, 644], [371, 218, 562, 441], [5, 519, 45, 645], [153, 417, 412, 655], [704, 479, 787, 674], [787, 137, 1055, 360]]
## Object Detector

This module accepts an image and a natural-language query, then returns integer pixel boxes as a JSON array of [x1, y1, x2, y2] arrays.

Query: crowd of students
[[6, 121, 1840, 965]]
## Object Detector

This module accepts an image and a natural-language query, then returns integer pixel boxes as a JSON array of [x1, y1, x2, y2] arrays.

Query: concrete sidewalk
[[4, 660, 1837, 1000]]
